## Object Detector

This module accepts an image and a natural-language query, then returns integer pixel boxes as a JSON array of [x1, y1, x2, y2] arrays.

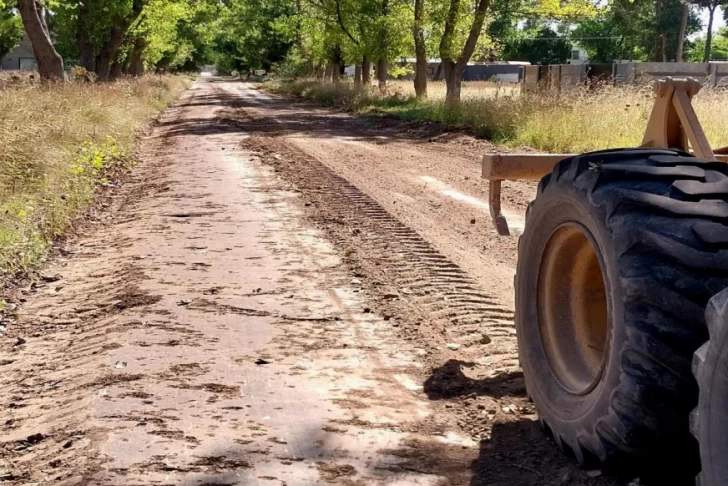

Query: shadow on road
[[168, 77, 470, 146], [421, 359, 699, 486]]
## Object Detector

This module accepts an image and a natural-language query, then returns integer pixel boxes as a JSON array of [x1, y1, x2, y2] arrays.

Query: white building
[[569, 46, 589, 65]]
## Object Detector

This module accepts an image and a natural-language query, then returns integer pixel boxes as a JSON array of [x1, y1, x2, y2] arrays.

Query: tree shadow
[[162, 77, 472, 146]]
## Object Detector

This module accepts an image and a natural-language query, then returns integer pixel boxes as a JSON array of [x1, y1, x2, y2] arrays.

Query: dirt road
[[1, 78, 617, 486]]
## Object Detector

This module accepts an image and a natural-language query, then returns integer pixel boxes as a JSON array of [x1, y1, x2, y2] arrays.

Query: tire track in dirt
[[223, 82, 621, 486], [242, 135, 517, 361]]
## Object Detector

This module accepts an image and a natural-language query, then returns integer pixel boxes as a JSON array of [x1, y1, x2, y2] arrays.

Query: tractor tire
[[516, 148, 728, 474], [692, 288, 728, 485]]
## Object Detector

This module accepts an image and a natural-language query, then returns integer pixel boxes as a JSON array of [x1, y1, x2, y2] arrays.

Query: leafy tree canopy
[[0, 5, 22, 59]]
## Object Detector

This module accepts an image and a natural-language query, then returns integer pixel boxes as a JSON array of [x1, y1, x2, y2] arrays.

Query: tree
[[676, 0, 689, 61], [575, 0, 700, 62], [502, 25, 571, 64], [54, 0, 152, 80], [16, 0, 64, 80], [696, 0, 728, 61], [0, 5, 22, 60], [94, 0, 146, 80], [687, 26, 728, 61], [305, 0, 410, 89], [438, 0, 491, 103], [212, 0, 295, 74], [413, 0, 426, 97]]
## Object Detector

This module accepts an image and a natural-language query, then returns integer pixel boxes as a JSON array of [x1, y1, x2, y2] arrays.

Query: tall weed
[[0, 75, 190, 276], [266, 79, 728, 153]]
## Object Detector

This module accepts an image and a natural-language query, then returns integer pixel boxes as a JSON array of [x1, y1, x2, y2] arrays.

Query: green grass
[[265, 79, 728, 154], [0, 75, 191, 276]]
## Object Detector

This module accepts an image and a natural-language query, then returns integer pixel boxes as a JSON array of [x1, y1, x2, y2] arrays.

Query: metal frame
[[482, 77, 728, 236]]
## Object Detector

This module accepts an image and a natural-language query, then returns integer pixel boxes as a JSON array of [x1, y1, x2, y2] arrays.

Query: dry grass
[[0, 75, 190, 276], [266, 78, 728, 153]]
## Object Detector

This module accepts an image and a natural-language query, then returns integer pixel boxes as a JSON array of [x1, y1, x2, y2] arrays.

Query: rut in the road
[[245, 136, 517, 355]]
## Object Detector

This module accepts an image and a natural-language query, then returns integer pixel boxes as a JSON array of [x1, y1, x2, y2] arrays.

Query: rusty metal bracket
[[489, 180, 510, 236]]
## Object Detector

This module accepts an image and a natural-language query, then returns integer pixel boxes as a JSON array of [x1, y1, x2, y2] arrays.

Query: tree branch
[[457, 0, 491, 69], [439, 0, 460, 62], [334, 0, 360, 46]]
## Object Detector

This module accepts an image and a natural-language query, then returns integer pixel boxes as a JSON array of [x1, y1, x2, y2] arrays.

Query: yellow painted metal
[[640, 77, 715, 159], [538, 223, 609, 394], [482, 154, 574, 181]]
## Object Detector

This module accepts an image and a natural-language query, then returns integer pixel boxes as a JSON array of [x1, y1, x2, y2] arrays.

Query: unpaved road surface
[[1, 78, 618, 486]]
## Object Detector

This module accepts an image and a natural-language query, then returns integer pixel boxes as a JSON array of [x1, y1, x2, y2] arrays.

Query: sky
[[698, 6, 725, 36]]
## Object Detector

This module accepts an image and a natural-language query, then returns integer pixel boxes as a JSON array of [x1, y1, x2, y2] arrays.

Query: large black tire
[[692, 288, 728, 485], [516, 148, 728, 475]]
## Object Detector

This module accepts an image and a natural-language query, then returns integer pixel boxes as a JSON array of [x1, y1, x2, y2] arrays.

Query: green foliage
[[0, 6, 22, 59], [272, 47, 310, 79], [54, 0, 142, 61], [51, 0, 218, 74], [574, 0, 701, 62], [502, 26, 571, 64], [70, 136, 127, 177], [212, 0, 296, 73], [688, 27, 728, 60]]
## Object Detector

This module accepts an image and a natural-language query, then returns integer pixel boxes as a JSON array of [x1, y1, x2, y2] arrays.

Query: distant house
[[569, 46, 589, 65], [1, 32, 37, 71]]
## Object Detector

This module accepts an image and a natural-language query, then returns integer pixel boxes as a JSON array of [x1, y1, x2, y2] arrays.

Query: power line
[[514, 36, 629, 40]]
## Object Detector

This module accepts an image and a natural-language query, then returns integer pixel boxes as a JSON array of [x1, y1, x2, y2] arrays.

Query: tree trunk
[[443, 60, 463, 105], [127, 37, 146, 76], [377, 57, 388, 90], [434, 62, 442, 80], [704, 5, 717, 62], [413, 0, 427, 98], [324, 63, 333, 82], [676, 2, 688, 62], [332, 61, 341, 81], [16, 0, 64, 81], [362, 55, 371, 85], [661, 34, 667, 62], [95, 23, 127, 81], [377, 0, 389, 91], [77, 0, 95, 72], [438, 0, 491, 102], [354, 64, 362, 85], [110, 52, 126, 80], [95, 0, 145, 81]]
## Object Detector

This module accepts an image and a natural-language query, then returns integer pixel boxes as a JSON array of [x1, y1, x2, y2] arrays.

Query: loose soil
[[0, 78, 652, 486]]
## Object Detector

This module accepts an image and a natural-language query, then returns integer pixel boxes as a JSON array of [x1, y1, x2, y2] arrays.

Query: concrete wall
[[713, 63, 728, 87], [1, 33, 36, 71], [630, 62, 712, 84], [461, 64, 522, 82], [523, 62, 728, 91], [560, 64, 587, 91], [521, 65, 541, 93]]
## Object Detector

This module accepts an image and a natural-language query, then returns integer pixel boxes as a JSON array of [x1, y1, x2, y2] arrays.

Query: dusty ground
[[0, 78, 626, 485]]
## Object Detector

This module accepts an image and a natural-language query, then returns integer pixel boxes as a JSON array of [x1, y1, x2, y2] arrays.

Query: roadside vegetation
[[267, 79, 728, 153], [0, 75, 189, 277]]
